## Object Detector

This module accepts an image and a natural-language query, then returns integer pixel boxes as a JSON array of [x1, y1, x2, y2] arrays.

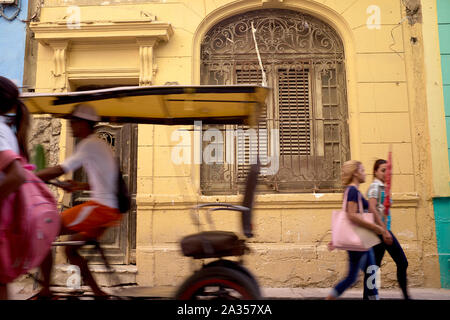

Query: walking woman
[[0, 76, 30, 299], [326, 160, 391, 300], [363, 159, 410, 299]]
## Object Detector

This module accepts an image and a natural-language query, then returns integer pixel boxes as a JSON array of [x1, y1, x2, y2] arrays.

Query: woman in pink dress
[[0, 76, 30, 299]]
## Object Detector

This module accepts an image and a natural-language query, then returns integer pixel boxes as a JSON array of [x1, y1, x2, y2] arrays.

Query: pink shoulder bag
[[331, 187, 381, 251]]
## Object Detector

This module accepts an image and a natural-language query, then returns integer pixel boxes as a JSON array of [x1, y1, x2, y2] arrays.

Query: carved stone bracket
[[48, 40, 70, 91], [137, 38, 158, 86]]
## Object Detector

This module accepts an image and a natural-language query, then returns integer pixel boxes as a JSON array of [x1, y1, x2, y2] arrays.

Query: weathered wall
[[28, 117, 61, 167], [426, 0, 450, 288], [30, 0, 443, 289]]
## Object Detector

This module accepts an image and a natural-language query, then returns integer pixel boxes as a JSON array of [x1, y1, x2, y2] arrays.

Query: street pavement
[[6, 282, 450, 300], [262, 287, 450, 300]]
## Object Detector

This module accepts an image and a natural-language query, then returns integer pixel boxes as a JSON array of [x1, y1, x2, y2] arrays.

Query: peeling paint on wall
[[403, 0, 422, 25]]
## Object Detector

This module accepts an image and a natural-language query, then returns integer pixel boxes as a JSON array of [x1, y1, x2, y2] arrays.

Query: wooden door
[[71, 123, 137, 264]]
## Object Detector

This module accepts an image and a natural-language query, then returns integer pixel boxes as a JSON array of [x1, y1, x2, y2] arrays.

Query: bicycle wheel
[[203, 260, 261, 297], [175, 266, 261, 300]]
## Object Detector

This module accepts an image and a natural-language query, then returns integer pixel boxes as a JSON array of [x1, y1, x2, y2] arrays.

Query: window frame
[[199, 9, 349, 195]]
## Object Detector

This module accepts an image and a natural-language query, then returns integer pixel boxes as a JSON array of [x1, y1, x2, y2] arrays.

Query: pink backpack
[[0, 150, 61, 283]]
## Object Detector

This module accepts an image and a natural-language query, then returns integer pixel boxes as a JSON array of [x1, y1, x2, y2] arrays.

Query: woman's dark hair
[[0, 76, 30, 160], [373, 159, 387, 176]]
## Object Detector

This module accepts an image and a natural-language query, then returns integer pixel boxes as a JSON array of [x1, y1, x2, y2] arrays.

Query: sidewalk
[[262, 287, 450, 300], [7, 282, 450, 300]]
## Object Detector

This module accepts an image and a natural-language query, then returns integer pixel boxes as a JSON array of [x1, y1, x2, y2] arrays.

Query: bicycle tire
[[175, 266, 261, 300], [203, 260, 261, 297]]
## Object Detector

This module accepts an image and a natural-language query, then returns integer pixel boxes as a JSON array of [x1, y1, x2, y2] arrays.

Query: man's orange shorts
[[61, 201, 122, 239]]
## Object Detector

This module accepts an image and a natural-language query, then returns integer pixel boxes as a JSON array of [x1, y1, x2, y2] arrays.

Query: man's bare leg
[[38, 226, 75, 298], [65, 233, 108, 297]]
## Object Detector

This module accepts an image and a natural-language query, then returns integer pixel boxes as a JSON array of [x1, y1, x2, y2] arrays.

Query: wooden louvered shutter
[[321, 68, 342, 178], [235, 68, 268, 180], [278, 69, 311, 156]]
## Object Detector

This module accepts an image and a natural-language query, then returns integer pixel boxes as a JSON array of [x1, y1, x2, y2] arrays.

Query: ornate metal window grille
[[200, 9, 350, 194]]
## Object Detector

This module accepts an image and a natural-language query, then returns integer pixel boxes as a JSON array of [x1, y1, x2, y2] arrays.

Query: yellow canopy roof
[[21, 85, 269, 125]]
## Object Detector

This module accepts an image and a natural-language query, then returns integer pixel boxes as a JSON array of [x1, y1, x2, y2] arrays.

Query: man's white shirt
[[61, 134, 118, 209]]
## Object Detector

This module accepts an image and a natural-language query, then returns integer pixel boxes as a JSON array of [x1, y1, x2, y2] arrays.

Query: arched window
[[200, 9, 350, 194]]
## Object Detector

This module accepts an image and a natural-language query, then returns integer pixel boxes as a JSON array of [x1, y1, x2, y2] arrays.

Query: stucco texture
[[29, 0, 444, 289]]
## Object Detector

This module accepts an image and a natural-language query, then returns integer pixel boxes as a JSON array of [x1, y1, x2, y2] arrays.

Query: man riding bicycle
[[36, 103, 122, 299]]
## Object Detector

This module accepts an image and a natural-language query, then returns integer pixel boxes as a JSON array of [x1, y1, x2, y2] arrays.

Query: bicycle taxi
[[21, 84, 269, 300]]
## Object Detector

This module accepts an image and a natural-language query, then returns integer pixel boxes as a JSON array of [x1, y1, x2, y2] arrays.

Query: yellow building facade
[[29, 0, 445, 289]]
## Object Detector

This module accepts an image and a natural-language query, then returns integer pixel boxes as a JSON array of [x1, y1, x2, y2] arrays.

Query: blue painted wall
[[0, 1, 29, 87], [433, 198, 450, 288], [435, 0, 450, 289]]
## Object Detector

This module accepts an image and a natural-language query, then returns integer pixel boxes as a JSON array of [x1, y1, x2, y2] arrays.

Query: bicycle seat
[[180, 231, 248, 259]]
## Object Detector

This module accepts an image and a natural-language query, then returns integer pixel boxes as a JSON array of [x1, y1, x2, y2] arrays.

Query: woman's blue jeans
[[330, 249, 379, 299]]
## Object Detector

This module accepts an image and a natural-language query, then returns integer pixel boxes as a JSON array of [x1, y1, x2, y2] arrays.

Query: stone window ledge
[[136, 192, 420, 210]]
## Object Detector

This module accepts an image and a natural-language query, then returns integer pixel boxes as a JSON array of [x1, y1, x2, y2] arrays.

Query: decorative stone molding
[[30, 20, 173, 87], [136, 192, 421, 210], [30, 20, 173, 43], [261, 0, 284, 7], [66, 68, 140, 82]]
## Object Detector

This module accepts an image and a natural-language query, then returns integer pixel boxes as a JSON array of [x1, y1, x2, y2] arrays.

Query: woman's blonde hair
[[341, 160, 362, 186]]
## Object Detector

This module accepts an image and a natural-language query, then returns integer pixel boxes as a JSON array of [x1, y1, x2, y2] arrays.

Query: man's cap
[[71, 103, 100, 122]]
